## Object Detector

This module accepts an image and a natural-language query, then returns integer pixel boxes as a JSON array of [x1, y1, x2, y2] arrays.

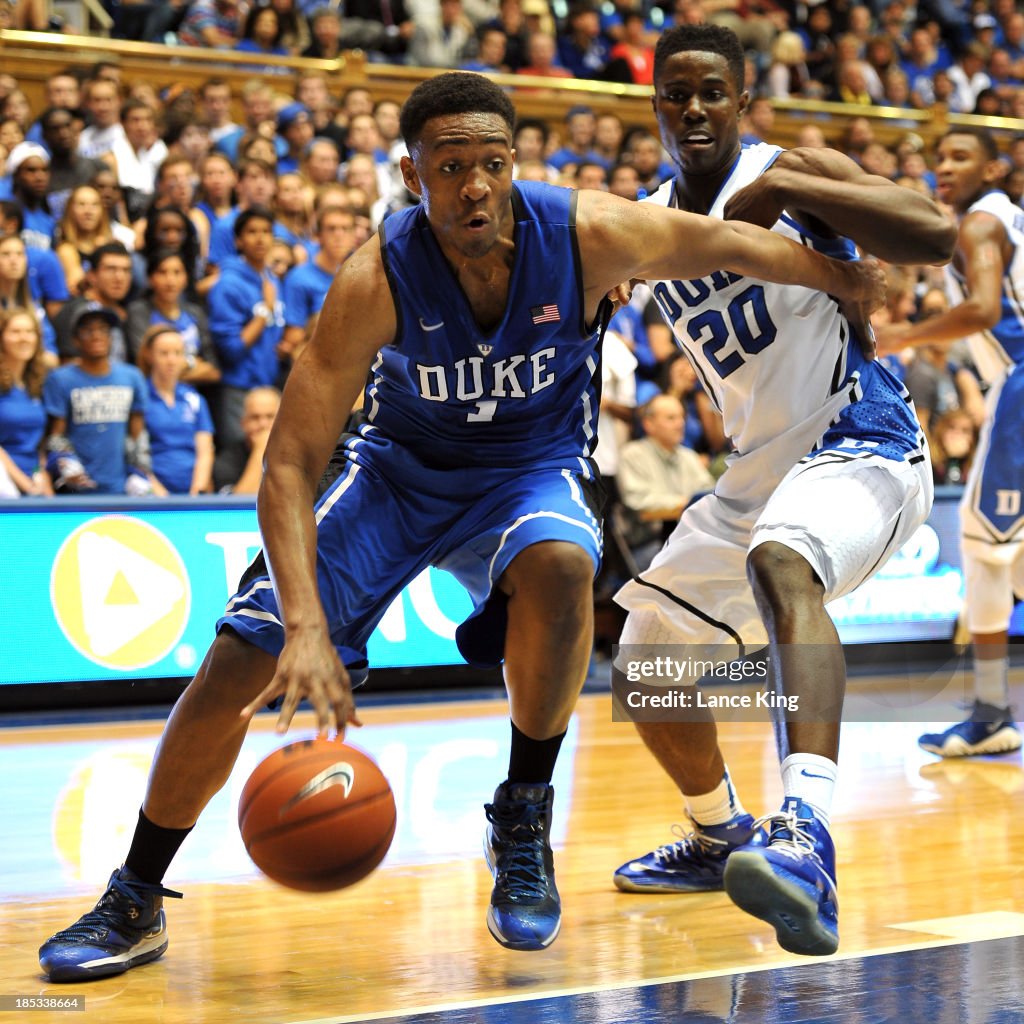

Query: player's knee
[[512, 541, 594, 605], [747, 542, 822, 609], [191, 630, 276, 707]]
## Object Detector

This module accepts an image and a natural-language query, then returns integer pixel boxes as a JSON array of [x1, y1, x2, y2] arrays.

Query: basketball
[[238, 738, 397, 893]]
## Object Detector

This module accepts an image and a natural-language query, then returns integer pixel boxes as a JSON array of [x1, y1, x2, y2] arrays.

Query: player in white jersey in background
[[878, 127, 1024, 759], [611, 25, 956, 956]]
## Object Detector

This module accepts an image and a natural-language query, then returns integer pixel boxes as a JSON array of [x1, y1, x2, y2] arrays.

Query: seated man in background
[[617, 392, 714, 568], [219, 385, 280, 495]]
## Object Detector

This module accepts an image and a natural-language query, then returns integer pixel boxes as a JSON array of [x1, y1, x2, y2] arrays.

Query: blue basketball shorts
[[217, 431, 604, 678]]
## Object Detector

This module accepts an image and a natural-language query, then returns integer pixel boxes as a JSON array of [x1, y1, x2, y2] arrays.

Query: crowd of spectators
[[0, 0, 1017, 508], [0, 0, 1016, 112]]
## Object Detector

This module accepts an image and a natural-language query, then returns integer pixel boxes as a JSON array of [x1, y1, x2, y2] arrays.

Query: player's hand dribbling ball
[[239, 738, 396, 892]]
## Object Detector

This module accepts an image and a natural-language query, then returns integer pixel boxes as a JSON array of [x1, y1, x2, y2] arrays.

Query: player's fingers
[[309, 685, 337, 738], [607, 281, 632, 306], [275, 686, 303, 734], [241, 683, 280, 720]]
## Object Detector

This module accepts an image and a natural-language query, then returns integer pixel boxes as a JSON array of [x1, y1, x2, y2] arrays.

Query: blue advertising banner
[[0, 489, 970, 687], [0, 499, 473, 686]]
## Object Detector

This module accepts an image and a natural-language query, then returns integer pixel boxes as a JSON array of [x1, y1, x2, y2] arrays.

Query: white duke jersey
[[944, 189, 1024, 385], [644, 144, 924, 501]]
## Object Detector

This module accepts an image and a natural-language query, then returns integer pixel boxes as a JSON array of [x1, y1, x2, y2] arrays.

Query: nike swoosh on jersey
[[419, 317, 445, 331]]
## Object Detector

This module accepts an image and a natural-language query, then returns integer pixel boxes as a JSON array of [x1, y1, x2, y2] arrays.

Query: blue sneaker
[[613, 814, 765, 893], [919, 701, 1022, 757], [484, 782, 560, 951], [723, 798, 838, 956], [39, 867, 182, 982]]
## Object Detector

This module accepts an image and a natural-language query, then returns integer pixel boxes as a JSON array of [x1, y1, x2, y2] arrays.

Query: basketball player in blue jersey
[[39, 72, 886, 981], [877, 127, 1024, 759], [610, 25, 956, 956]]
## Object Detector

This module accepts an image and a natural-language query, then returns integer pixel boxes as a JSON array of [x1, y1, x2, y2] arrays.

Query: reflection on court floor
[[0, 714, 577, 898]]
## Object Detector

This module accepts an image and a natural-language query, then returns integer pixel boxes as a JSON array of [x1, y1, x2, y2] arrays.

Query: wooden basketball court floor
[[1, 673, 1023, 1024]]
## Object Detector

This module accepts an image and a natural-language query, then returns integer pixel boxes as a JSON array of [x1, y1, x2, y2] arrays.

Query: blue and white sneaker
[[484, 782, 560, 951], [918, 701, 1022, 757], [723, 797, 838, 956], [39, 867, 182, 982], [613, 813, 765, 893]]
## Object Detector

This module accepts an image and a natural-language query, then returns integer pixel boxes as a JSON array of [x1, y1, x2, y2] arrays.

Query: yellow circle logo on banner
[[50, 516, 190, 671]]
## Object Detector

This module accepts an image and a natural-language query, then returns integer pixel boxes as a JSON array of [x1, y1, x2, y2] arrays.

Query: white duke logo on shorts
[[50, 516, 191, 671]]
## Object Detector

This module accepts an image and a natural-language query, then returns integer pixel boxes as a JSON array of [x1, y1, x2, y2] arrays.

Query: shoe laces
[[51, 875, 183, 943], [485, 798, 549, 901], [752, 809, 816, 856], [653, 820, 729, 865]]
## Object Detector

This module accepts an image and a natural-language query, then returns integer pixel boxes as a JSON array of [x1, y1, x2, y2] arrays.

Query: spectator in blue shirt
[[0, 308, 52, 496], [462, 26, 509, 72], [140, 324, 215, 495], [43, 303, 150, 494], [281, 206, 356, 368], [556, 1, 611, 79], [213, 81, 287, 165], [901, 25, 951, 105], [207, 159, 287, 269], [9, 142, 57, 251], [235, 4, 290, 64], [275, 103, 315, 174], [547, 105, 609, 172], [0, 230, 60, 362], [207, 206, 284, 489], [2, 201, 71, 323], [127, 249, 220, 387]]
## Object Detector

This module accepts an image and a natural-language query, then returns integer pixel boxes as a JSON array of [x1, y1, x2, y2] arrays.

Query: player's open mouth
[[680, 132, 713, 148], [465, 215, 489, 231]]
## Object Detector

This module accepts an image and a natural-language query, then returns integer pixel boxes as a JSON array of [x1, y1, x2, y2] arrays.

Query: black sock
[[124, 809, 194, 885], [507, 721, 566, 785]]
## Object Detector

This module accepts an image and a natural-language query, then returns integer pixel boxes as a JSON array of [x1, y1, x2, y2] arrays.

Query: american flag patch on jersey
[[530, 304, 561, 324]]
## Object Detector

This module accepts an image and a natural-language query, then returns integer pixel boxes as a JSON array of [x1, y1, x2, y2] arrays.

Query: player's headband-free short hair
[[653, 24, 746, 90], [941, 125, 1000, 162], [399, 72, 515, 150]]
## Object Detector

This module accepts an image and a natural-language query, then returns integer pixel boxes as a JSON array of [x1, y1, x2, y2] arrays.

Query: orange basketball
[[238, 738, 397, 892]]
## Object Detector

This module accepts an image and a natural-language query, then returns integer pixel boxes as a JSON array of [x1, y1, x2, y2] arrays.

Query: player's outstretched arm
[[875, 213, 1005, 354], [577, 189, 885, 323], [243, 238, 396, 738], [723, 147, 957, 266]]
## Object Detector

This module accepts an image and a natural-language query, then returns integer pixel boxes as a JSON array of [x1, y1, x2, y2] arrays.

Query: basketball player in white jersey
[[878, 127, 1024, 759], [611, 25, 956, 956]]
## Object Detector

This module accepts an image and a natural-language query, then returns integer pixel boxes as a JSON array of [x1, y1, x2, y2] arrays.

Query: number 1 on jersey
[[467, 400, 497, 422]]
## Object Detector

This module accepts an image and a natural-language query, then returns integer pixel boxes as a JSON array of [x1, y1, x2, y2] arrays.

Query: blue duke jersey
[[944, 190, 1024, 384], [643, 143, 924, 497], [368, 181, 601, 472]]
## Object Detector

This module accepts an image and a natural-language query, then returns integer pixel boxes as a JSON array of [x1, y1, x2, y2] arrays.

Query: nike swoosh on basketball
[[419, 317, 445, 331], [279, 763, 355, 816], [799, 768, 832, 781]]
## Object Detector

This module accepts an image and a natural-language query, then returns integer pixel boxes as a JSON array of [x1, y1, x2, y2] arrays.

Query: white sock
[[974, 656, 1010, 710], [781, 753, 837, 827], [685, 767, 746, 827]]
